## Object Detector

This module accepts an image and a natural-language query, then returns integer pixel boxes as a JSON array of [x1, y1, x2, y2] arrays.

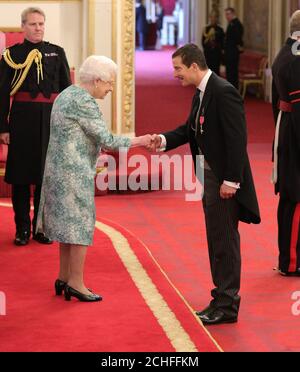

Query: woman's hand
[[131, 134, 153, 149]]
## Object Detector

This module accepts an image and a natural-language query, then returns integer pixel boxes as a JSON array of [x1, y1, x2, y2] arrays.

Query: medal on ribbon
[[199, 109, 205, 134]]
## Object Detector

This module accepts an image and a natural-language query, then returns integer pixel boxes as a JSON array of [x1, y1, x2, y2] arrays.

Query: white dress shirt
[[158, 69, 240, 190]]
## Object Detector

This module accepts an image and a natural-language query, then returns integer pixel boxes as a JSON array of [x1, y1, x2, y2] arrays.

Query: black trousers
[[278, 197, 300, 273], [12, 184, 41, 235], [202, 169, 241, 317], [225, 51, 240, 90], [138, 32, 146, 50]]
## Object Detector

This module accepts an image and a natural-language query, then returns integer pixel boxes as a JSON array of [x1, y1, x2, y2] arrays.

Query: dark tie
[[191, 88, 201, 132]]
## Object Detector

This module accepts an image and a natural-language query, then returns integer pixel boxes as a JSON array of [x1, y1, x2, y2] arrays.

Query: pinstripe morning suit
[[162, 71, 260, 318]]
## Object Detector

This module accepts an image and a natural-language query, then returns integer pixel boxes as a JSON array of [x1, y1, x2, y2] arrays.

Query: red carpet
[[134, 49, 300, 351], [0, 50, 298, 352], [90, 152, 300, 352], [0, 203, 219, 352]]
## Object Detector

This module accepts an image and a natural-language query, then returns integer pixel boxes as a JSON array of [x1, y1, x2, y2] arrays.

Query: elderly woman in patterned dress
[[36, 56, 152, 302]]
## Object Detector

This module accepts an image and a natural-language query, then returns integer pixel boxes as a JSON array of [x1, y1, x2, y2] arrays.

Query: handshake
[[132, 134, 163, 152]]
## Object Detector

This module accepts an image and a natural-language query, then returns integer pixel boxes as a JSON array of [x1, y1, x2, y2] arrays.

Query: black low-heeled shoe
[[55, 279, 67, 296], [64, 285, 102, 302], [33, 233, 53, 245]]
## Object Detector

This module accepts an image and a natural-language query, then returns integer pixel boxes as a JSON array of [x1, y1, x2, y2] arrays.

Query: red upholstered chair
[[239, 51, 268, 99]]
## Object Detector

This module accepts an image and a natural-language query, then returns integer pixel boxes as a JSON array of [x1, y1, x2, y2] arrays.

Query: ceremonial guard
[[0, 7, 71, 246], [202, 12, 225, 76], [224, 7, 244, 89], [272, 10, 300, 276]]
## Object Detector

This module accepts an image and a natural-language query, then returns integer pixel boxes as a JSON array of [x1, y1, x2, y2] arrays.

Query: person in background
[[202, 11, 225, 76], [224, 7, 244, 89], [271, 10, 300, 277], [156, 1, 164, 40], [136, 0, 148, 51], [36, 55, 153, 302], [0, 7, 71, 247]]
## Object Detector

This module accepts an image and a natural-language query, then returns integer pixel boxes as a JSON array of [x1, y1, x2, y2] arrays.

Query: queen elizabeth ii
[[36, 55, 152, 302]]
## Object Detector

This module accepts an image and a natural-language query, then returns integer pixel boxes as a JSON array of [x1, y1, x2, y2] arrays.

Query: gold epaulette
[[203, 27, 216, 44], [3, 48, 43, 96]]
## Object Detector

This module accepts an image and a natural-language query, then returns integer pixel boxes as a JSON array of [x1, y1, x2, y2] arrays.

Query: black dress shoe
[[197, 308, 238, 325], [64, 285, 102, 302], [33, 233, 53, 245], [195, 306, 215, 317], [14, 231, 30, 246], [55, 279, 67, 296]]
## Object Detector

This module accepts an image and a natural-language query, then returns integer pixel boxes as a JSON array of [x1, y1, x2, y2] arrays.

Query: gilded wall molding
[[111, 0, 117, 133], [121, 0, 135, 134], [87, 0, 95, 56], [0, 27, 22, 32]]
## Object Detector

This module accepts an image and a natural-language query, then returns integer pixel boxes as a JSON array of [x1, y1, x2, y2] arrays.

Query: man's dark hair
[[172, 43, 208, 70], [225, 7, 235, 13]]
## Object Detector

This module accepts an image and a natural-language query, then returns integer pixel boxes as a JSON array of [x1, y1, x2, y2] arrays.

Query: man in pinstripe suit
[[152, 44, 260, 325]]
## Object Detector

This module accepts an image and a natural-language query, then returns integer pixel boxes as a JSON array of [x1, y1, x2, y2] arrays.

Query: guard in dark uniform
[[136, 0, 148, 51], [202, 13, 225, 76], [271, 11, 300, 277], [0, 7, 71, 246], [224, 7, 244, 89]]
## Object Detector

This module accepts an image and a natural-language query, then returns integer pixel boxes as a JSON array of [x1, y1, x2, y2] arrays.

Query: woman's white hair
[[290, 10, 300, 35], [79, 55, 117, 84]]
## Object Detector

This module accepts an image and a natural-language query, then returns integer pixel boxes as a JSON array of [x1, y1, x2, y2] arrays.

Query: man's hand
[[148, 134, 162, 152], [0, 133, 10, 145], [220, 183, 237, 199]]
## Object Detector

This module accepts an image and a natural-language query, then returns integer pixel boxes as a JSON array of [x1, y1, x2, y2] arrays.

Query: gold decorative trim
[[0, 168, 5, 177], [121, 0, 135, 133], [87, 0, 95, 56], [111, 0, 117, 133], [98, 217, 224, 353], [0, 28, 22, 33], [95, 220, 198, 352]]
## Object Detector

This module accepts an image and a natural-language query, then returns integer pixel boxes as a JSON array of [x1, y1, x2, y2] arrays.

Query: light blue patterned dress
[[36, 85, 131, 245]]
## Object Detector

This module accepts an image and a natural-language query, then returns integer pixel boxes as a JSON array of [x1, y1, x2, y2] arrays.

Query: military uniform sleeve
[[288, 58, 300, 149], [219, 27, 225, 50], [58, 48, 71, 92], [238, 23, 244, 48], [202, 27, 207, 47], [0, 57, 12, 133], [271, 78, 280, 122]]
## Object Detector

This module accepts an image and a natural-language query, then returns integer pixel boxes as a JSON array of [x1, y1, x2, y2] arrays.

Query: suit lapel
[[200, 73, 215, 113]]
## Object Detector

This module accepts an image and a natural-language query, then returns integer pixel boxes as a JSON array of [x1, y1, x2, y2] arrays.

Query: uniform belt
[[278, 100, 292, 112], [13, 92, 58, 103]]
